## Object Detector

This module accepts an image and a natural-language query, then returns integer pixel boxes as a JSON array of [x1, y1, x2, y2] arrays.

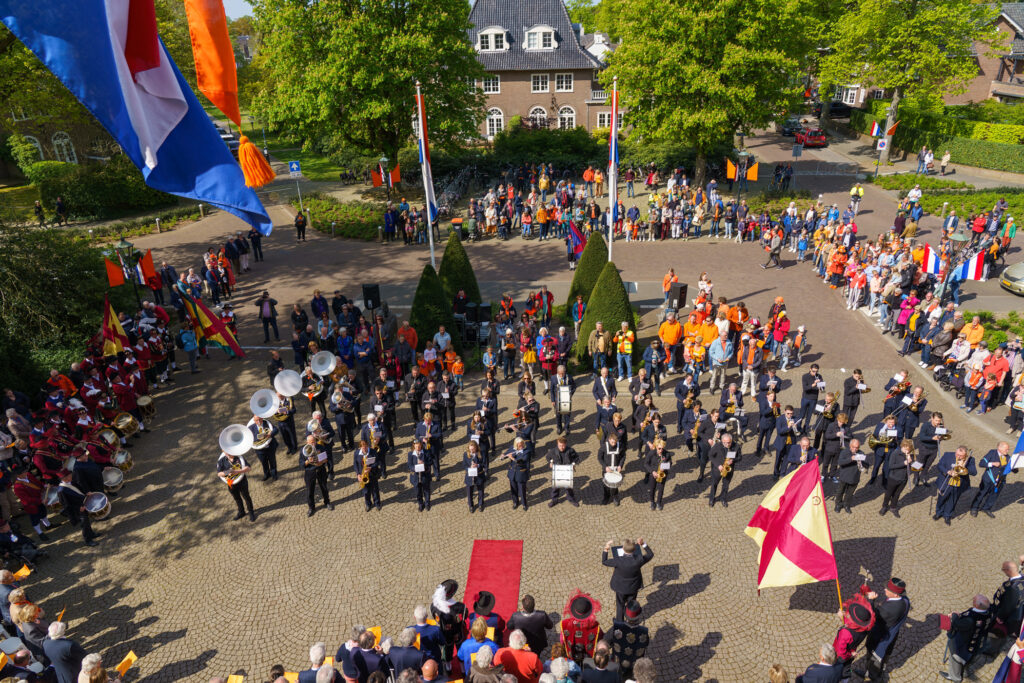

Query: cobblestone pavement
[[28, 158, 1024, 683]]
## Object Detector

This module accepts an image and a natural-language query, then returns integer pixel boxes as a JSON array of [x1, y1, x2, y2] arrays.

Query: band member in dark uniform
[[969, 441, 1013, 517], [785, 435, 816, 476], [834, 438, 865, 513], [856, 578, 910, 682], [300, 435, 333, 517], [547, 437, 580, 507], [549, 365, 576, 435], [517, 392, 541, 448], [466, 413, 491, 464], [868, 415, 901, 486], [247, 415, 279, 480], [696, 407, 722, 483], [812, 391, 839, 452], [368, 385, 396, 450], [601, 411, 628, 454], [354, 439, 382, 511], [403, 365, 428, 424], [640, 413, 668, 477], [773, 405, 798, 480], [680, 400, 706, 453], [330, 383, 358, 451], [798, 364, 825, 432], [504, 437, 530, 510], [820, 412, 849, 482], [943, 594, 993, 683], [915, 412, 946, 487], [880, 439, 913, 517], [476, 387, 498, 453], [421, 380, 444, 428], [302, 367, 329, 417], [464, 441, 486, 512], [601, 538, 653, 622], [719, 383, 743, 426], [896, 386, 927, 439], [628, 369, 654, 429], [933, 446, 976, 525], [415, 413, 443, 478], [644, 439, 672, 510], [674, 373, 700, 435], [440, 369, 459, 433], [306, 411, 335, 478], [755, 390, 779, 457], [598, 433, 623, 506], [408, 440, 433, 511], [842, 369, 867, 426], [58, 469, 101, 544], [882, 370, 910, 418], [708, 431, 738, 507]]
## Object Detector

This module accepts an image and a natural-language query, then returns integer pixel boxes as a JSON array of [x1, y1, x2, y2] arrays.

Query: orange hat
[[775, 296, 784, 304]]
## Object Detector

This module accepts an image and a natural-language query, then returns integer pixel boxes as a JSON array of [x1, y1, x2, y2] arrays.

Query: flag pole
[[835, 578, 843, 611], [607, 76, 618, 262], [415, 80, 436, 270]]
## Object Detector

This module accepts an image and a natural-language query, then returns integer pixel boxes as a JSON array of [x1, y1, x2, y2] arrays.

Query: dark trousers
[[614, 591, 637, 622], [254, 442, 278, 478], [843, 404, 859, 427], [764, 251, 782, 268], [882, 479, 906, 509], [936, 486, 965, 520], [363, 480, 381, 509], [970, 477, 999, 511], [648, 478, 666, 507], [550, 485, 577, 504], [821, 446, 840, 478], [555, 410, 572, 434], [835, 481, 856, 509], [228, 478, 254, 516], [304, 466, 330, 510], [262, 318, 280, 342], [915, 447, 937, 485], [709, 474, 730, 502], [869, 454, 886, 485], [468, 483, 485, 509], [696, 444, 710, 479], [335, 420, 354, 450], [279, 417, 298, 452], [409, 402, 421, 424], [601, 482, 619, 504], [798, 398, 815, 432], [296, 224, 306, 240], [415, 481, 431, 509], [773, 445, 789, 478], [252, 242, 264, 261], [152, 287, 165, 306], [510, 480, 528, 508], [756, 427, 774, 455]]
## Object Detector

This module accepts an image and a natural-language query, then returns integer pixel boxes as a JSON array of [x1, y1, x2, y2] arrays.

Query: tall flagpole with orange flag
[[745, 458, 842, 607]]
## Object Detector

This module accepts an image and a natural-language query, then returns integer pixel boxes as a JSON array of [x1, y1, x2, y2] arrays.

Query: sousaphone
[[249, 389, 279, 418], [273, 369, 302, 397], [310, 351, 338, 377], [219, 424, 254, 456]]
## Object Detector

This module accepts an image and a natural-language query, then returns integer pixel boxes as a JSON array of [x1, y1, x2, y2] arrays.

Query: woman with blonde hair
[[767, 663, 788, 683], [79, 653, 121, 683]]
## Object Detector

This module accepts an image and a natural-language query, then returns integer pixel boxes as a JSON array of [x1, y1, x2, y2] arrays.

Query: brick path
[[28, 136, 1024, 682]]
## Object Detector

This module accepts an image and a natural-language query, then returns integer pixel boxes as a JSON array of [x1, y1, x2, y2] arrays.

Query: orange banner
[[183, 0, 240, 126]]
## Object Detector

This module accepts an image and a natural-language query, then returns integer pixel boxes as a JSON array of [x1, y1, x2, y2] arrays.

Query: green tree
[[565, 231, 608, 309], [592, 0, 625, 41], [575, 261, 635, 364], [602, 0, 813, 182], [251, 0, 486, 163], [564, 0, 596, 31], [819, 0, 1005, 162], [408, 264, 460, 354], [438, 233, 482, 305]]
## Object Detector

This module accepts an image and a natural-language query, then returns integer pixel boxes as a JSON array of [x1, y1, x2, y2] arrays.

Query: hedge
[[868, 175, 970, 192], [575, 261, 636, 364], [853, 99, 1024, 143], [961, 310, 1024, 349], [292, 193, 383, 240], [917, 188, 1024, 220], [30, 156, 176, 219], [408, 264, 460, 354], [566, 231, 608, 310], [437, 231, 482, 304]]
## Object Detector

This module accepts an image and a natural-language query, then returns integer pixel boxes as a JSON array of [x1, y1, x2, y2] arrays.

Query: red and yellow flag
[[179, 289, 245, 358], [745, 459, 837, 590], [101, 295, 130, 357]]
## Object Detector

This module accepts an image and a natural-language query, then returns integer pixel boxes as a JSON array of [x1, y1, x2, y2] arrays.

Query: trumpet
[[860, 385, 872, 394], [937, 424, 952, 440], [772, 402, 781, 417], [724, 400, 737, 415], [823, 403, 836, 420]]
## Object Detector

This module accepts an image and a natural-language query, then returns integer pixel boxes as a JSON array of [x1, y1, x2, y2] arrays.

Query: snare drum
[[63, 455, 76, 472], [97, 428, 119, 447], [43, 486, 62, 516], [102, 466, 124, 493], [557, 385, 572, 414], [84, 492, 110, 520], [602, 471, 623, 488], [113, 412, 139, 438], [113, 449, 134, 473], [552, 464, 574, 489], [137, 395, 156, 420]]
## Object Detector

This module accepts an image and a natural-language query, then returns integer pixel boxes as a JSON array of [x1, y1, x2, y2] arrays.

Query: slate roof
[[1003, 3, 1024, 54], [467, 0, 603, 71]]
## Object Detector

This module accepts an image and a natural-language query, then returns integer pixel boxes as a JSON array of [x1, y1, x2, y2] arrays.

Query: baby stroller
[[935, 360, 966, 399]]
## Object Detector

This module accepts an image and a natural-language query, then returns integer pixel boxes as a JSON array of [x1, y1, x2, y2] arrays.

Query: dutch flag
[[869, 121, 882, 137], [1, 1, 272, 233], [414, 84, 438, 222], [951, 252, 985, 281], [921, 243, 942, 274]]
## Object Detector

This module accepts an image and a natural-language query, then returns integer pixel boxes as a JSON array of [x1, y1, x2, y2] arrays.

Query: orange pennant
[[12, 564, 31, 580], [183, 0, 240, 126], [105, 257, 125, 287]]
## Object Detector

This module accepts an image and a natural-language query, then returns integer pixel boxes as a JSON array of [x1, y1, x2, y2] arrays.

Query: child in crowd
[[452, 356, 465, 390], [777, 337, 793, 372], [792, 326, 807, 367], [796, 230, 808, 262]]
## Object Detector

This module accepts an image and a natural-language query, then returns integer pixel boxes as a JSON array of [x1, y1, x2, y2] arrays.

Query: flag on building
[[178, 288, 245, 358], [951, 252, 985, 281], [607, 79, 619, 227], [921, 243, 942, 274], [745, 459, 838, 591], [415, 83, 439, 222], [569, 221, 587, 256], [104, 258, 125, 287], [0, 1, 272, 233], [886, 120, 900, 136], [869, 121, 882, 137], [101, 295, 130, 356]]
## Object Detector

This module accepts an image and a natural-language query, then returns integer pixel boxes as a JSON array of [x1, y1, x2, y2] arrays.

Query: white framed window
[[478, 29, 507, 52], [555, 73, 574, 92], [558, 106, 575, 130], [22, 135, 43, 161], [597, 112, 611, 128], [11, 107, 29, 122], [531, 74, 549, 93], [483, 75, 500, 94], [525, 28, 555, 50], [529, 106, 548, 127], [52, 131, 77, 164], [871, 89, 886, 100], [541, 31, 553, 48], [841, 85, 859, 105], [486, 108, 504, 137]]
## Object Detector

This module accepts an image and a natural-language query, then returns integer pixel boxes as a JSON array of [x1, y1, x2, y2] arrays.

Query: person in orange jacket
[[658, 311, 683, 373], [662, 268, 679, 306]]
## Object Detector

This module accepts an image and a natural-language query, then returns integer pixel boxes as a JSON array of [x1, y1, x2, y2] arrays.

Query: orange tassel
[[238, 136, 275, 188]]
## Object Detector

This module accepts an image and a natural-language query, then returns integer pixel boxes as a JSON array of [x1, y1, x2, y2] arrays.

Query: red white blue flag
[[951, 252, 984, 281], [608, 78, 619, 225], [921, 243, 941, 274], [869, 121, 882, 137], [0, 0, 272, 234], [414, 83, 438, 222], [569, 221, 587, 256]]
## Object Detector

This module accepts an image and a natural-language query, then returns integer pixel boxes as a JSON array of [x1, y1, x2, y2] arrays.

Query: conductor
[[602, 537, 654, 621]]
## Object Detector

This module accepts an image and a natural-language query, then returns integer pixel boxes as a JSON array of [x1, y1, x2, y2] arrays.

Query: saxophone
[[654, 463, 667, 482], [358, 456, 372, 488], [721, 457, 733, 477], [772, 402, 781, 417], [683, 391, 696, 410]]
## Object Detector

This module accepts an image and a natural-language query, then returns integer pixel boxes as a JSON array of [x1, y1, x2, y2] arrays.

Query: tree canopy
[[819, 0, 1005, 161], [438, 232, 482, 305], [251, 0, 486, 162], [601, 0, 813, 181]]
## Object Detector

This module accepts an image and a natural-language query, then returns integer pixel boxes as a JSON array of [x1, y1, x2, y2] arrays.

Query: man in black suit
[[795, 644, 841, 682], [549, 365, 577, 435], [842, 369, 866, 426], [56, 470, 98, 547], [43, 622, 86, 683], [601, 538, 654, 621]]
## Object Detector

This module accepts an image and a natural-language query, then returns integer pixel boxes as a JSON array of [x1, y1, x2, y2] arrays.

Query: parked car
[[811, 101, 852, 118], [1000, 260, 1024, 296], [779, 116, 804, 136], [795, 128, 827, 147]]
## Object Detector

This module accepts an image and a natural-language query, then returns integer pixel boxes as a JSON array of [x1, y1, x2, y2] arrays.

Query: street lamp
[[734, 148, 751, 207], [114, 231, 143, 310], [379, 155, 391, 201]]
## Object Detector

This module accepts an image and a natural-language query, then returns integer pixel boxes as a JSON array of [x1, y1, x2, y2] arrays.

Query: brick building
[[467, 0, 620, 137]]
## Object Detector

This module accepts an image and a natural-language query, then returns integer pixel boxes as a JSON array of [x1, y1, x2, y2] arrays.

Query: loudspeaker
[[465, 302, 479, 324], [361, 284, 381, 311], [669, 283, 688, 311], [478, 302, 493, 323]]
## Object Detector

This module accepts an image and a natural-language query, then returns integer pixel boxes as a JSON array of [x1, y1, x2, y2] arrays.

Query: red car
[[795, 128, 827, 147]]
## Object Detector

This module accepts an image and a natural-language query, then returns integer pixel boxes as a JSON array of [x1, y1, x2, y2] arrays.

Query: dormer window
[[478, 28, 508, 52], [525, 25, 556, 50]]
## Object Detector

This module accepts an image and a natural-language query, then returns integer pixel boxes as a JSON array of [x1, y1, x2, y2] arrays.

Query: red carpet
[[464, 540, 523, 621]]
